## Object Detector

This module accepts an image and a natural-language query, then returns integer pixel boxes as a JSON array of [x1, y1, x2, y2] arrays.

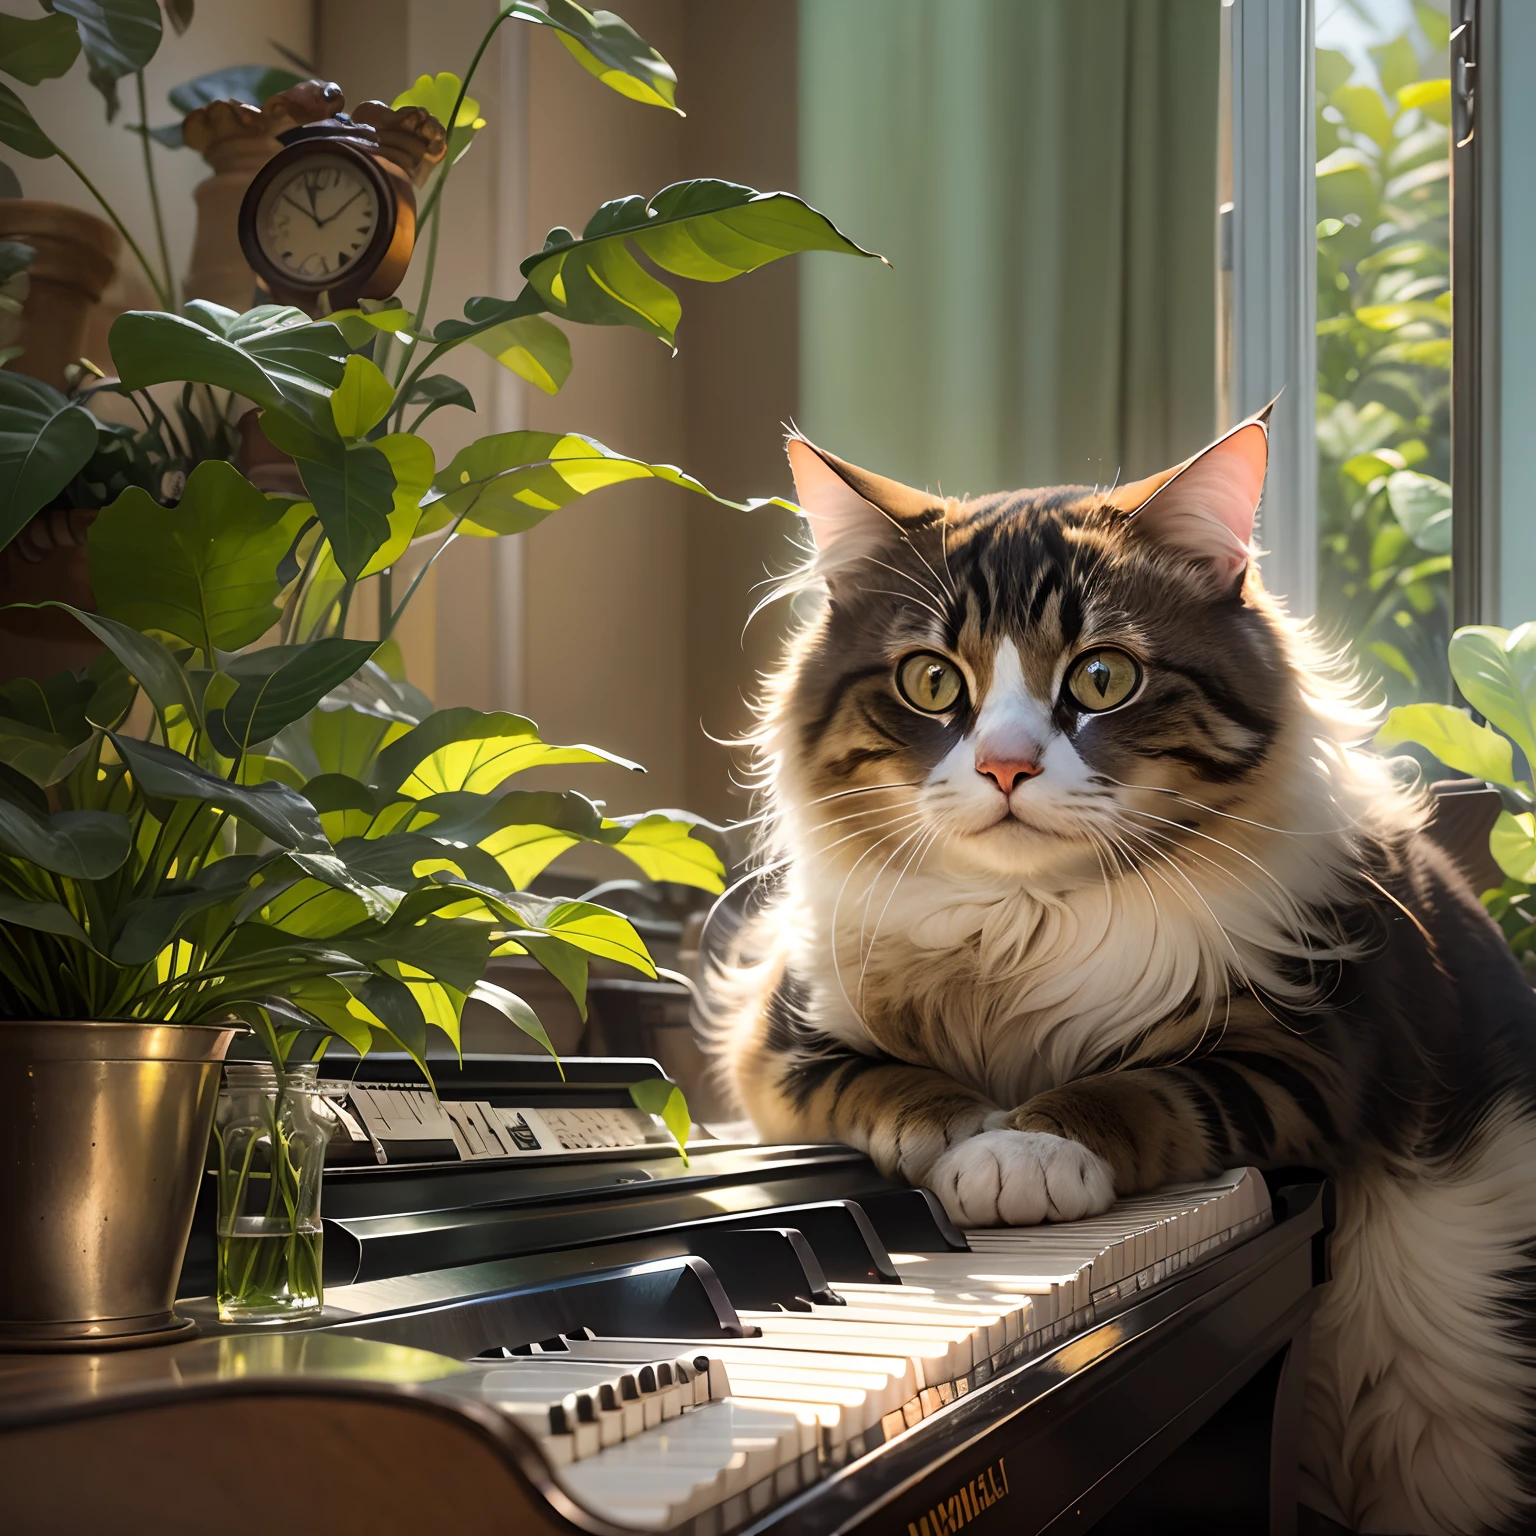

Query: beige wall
[[15, 0, 314, 312], [318, 0, 801, 829]]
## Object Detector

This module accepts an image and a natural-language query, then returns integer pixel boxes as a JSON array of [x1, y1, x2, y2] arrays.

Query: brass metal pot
[[0, 1021, 237, 1348]]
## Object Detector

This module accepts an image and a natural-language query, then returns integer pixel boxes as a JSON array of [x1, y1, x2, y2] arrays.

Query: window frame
[[1227, 0, 1499, 629]]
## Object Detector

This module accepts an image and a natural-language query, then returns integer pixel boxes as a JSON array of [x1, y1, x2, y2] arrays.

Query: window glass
[[1315, 0, 1451, 704]]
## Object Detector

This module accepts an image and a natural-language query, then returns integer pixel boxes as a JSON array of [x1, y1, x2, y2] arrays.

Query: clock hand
[[317, 188, 366, 228], [279, 193, 322, 225]]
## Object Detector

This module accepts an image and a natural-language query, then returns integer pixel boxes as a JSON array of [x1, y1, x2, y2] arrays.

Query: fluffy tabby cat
[[711, 413, 1536, 1535]]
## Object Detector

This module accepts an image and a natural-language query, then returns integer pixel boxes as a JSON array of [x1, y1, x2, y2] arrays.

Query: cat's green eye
[[1065, 648, 1142, 712], [896, 652, 965, 713]]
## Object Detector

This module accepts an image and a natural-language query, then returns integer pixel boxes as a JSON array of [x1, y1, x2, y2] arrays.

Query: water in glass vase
[[215, 1061, 328, 1322]]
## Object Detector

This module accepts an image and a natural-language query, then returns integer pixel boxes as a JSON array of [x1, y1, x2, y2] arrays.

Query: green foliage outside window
[[1315, 2, 1451, 706]]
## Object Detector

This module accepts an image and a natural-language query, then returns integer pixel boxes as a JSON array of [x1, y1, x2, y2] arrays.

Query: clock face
[[258, 152, 382, 285]]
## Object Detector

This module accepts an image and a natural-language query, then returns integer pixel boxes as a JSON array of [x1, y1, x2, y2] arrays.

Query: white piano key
[[739, 1311, 974, 1382], [554, 1340, 914, 1439], [718, 1360, 900, 1426]]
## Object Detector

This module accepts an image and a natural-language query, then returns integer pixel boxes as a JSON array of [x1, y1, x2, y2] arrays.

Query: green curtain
[[799, 0, 1220, 498]]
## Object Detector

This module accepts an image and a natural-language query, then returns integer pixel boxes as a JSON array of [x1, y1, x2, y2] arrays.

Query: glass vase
[[214, 1062, 327, 1323]]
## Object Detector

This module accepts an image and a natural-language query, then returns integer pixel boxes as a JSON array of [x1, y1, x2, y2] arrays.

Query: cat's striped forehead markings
[[934, 490, 1140, 701]]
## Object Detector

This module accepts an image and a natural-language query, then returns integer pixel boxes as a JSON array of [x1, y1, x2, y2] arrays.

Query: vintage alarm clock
[[238, 113, 420, 313]]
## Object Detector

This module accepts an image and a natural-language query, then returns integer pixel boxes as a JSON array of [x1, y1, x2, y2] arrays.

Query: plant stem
[[52, 145, 171, 311], [381, 515, 465, 639], [392, 197, 443, 395], [134, 72, 176, 309], [390, 10, 502, 393]]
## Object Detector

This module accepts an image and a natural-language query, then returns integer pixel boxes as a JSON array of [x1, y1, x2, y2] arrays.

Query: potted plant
[[1377, 623, 1536, 981], [0, 0, 880, 1339], [0, 4, 313, 680]]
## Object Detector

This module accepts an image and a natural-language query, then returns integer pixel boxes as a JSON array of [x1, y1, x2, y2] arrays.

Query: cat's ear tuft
[[787, 437, 939, 571], [1109, 408, 1271, 591]]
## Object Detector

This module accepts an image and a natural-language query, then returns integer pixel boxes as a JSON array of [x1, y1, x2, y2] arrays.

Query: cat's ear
[[1108, 405, 1272, 591], [787, 437, 939, 570]]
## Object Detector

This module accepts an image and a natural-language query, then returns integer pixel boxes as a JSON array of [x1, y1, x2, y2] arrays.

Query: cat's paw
[[924, 1130, 1115, 1227]]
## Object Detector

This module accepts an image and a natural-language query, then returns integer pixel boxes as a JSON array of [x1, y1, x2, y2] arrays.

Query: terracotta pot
[[182, 80, 344, 313], [236, 408, 305, 496], [0, 201, 119, 389], [0, 507, 101, 683]]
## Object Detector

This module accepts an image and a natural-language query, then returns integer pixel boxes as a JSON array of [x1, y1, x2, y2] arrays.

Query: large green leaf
[[307, 701, 411, 781], [109, 308, 347, 421], [468, 314, 571, 395], [1448, 625, 1536, 771], [501, 893, 655, 975], [296, 441, 397, 581], [0, 670, 95, 742], [1491, 811, 1536, 883], [281, 976, 376, 1056], [391, 72, 483, 164], [426, 430, 784, 537], [167, 62, 302, 113], [116, 733, 394, 918], [0, 81, 53, 158], [27, 604, 201, 727], [372, 707, 639, 796], [609, 812, 725, 892], [1376, 702, 1518, 787], [108, 853, 272, 964], [341, 914, 495, 994], [212, 639, 378, 755], [0, 798, 130, 877], [0, 889, 88, 941], [0, 12, 81, 85], [0, 375, 98, 546], [629, 1075, 689, 1162], [362, 433, 434, 577], [471, 976, 562, 1068], [512, 0, 678, 114], [344, 970, 430, 1070], [521, 180, 882, 346], [329, 353, 395, 438], [518, 935, 588, 1020], [111, 732, 328, 850], [90, 460, 307, 655], [52, 0, 162, 119], [1385, 470, 1452, 555], [0, 718, 90, 786], [403, 373, 475, 428]]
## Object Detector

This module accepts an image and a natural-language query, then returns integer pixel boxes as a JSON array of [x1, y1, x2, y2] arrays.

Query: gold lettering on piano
[[907, 1456, 1009, 1535]]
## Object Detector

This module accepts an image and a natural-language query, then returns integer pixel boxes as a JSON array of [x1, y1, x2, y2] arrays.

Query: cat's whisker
[[1118, 817, 1341, 1001], [857, 584, 950, 629], [827, 820, 928, 1022], [856, 821, 927, 958], [798, 781, 923, 811], [807, 811, 926, 868], [858, 824, 944, 1007], [1113, 823, 1304, 1039], [862, 554, 951, 614], [1098, 774, 1366, 838], [1118, 806, 1299, 916], [852, 822, 933, 1002]]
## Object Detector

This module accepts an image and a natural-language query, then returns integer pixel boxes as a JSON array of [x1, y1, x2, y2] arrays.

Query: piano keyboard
[[447, 1167, 1271, 1535]]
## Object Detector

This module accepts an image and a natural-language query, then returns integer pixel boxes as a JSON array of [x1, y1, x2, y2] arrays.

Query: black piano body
[[0, 1054, 1332, 1535]]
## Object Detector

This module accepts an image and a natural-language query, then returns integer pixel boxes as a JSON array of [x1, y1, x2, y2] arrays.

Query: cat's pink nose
[[976, 757, 1042, 793]]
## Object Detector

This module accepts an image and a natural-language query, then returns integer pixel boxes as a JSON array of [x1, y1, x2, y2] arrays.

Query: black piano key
[[660, 1201, 900, 1285], [329, 1251, 747, 1359], [853, 1186, 970, 1254], [660, 1225, 842, 1310]]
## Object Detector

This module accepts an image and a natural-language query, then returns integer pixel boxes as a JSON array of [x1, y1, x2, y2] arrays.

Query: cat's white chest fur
[[782, 819, 1347, 1110]]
